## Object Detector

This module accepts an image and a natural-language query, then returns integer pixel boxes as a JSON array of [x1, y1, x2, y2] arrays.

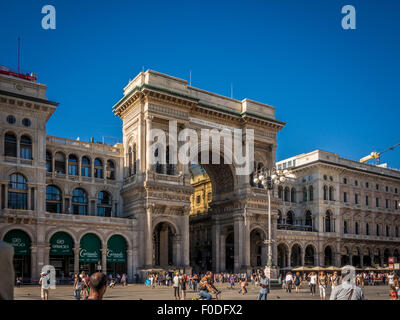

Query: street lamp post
[[253, 167, 295, 276]]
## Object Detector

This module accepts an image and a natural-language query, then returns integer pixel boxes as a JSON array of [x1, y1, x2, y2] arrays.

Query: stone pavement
[[14, 283, 392, 300]]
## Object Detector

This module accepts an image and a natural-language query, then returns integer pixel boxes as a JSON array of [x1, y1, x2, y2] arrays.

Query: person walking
[[318, 271, 328, 300], [173, 273, 180, 300], [73, 273, 83, 300], [285, 272, 293, 293], [192, 273, 198, 292], [309, 272, 317, 296], [181, 274, 187, 300], [257, 273, 269, 300], [39, 271, 50, 300], [331, 271, 339, 289], [239, 278, 247, 295], [294, 272, 301, 293]]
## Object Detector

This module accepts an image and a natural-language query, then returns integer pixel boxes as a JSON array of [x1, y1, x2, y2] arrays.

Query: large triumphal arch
[[113, 70, 285, 274]]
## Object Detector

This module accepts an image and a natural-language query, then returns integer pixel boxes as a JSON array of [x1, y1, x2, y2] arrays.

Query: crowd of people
[[34, 266, 400, 301]]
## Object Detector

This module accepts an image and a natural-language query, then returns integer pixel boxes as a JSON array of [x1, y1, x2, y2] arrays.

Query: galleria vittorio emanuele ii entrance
[[113, 70, 284, 274]]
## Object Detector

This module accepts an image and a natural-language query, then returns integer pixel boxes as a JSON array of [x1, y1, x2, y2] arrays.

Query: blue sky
[[1, 0, 399, 168]]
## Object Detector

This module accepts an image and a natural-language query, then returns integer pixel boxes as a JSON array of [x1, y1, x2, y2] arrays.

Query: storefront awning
[[107, 235, 126, 263], [80, 233, 101, 263], [3, 229, 31, 255], [50, 232, 73, 255]]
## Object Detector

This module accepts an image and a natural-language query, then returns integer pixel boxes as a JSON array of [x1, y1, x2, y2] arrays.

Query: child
[[390, 285, 398, 300]]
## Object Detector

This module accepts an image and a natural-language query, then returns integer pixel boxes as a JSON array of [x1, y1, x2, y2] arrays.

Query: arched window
[[277, 210, 282, 224], [72, 188, 87, 215], [309, 186, 314, 201], [133, 144, 137, 175], [257, 163, 263, 188], [250, 162, 257, 187], [303, 187, 307, 202], [8, 173, 28, 209], [325, 211, 332, 232], [46, 151, 52, 172], [4, 132, 17, 157], [106, 160, 115, 180], [329, 186, 334, 201], [323, 186, 328, 201], [94, 158, 103, 179], [305, 211, 312, 227], [55, 152, 66, 174], [284, 187, 290, 202], [154, 148, 162, 173], [68, 154, 78, 175], [366, 223, 370, 235], [46, 185, 62, 213], [166, 146, 175, 175], [355, 222, 359, 235], [81, 156, 91, 177], [20, 135, 32, 159], [286, 211, 294, 225], [291, 188, 296, 203], [376, 224, 380, 236], [278, 186, 283, 199], [97, 191, 112, 217]]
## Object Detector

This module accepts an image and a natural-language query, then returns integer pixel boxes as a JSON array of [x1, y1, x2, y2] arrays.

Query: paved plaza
[[14, 283, 392, 300]]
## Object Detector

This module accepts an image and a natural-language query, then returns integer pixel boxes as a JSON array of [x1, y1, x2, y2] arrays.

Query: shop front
[[79, 233, 102, 275], [3, 229, 31, 282], [49, 231, 74, 282], [106, 234, 127, 276]]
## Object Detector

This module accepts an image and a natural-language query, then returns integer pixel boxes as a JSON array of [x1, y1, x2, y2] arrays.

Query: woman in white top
[[308, 272, 317, 296]]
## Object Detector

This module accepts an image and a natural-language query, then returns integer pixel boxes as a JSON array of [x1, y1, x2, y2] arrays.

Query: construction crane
[[360, 142, 400, 164]]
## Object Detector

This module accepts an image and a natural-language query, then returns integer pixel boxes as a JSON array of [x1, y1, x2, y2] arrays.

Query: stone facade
[[1, 69, 399, 283], [275, 150, 400, 269]]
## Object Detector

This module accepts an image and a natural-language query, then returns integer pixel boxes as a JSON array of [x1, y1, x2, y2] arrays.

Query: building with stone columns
[[275, 150, 400, 269], [0, 68, 399, 283]]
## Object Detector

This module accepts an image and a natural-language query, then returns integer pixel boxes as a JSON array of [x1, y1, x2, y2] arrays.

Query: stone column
[[301, 249, 305, 266], [288, 246, 292, 267], [234, 215, 244, 273], [27, 186, 32, 210], [243, 212, 251, 271], [31, 246, 38, 281], [360, 254, 364, 268], [74, 248, 80, 274], [4, 184, 8, 209], [212, 221, 221, 272], [220, 233, 226, 271], [127, 249, 133, 280], [174, 236, 182, 266], [145, 206, 153, 267], [44, 247, 50, 266], [145, 115, 153, 171], [101, 249, 107, 274], [182, 213, 190, 267]]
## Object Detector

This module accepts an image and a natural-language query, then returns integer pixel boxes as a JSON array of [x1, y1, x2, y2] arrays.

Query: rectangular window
[[8, 192, 27, 210], [386, 199, 389, 209], [68, 164, 78, 176], [366, 196, 369, 206], [395, 200, 398, 210], [343, 192, 347, 203], [376, 197, 379, 207], [355, 194, 359, 204]]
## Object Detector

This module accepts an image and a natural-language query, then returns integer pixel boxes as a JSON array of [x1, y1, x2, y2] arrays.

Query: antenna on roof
[[230, 82, 233, 98], [17, 37, 20, 73], [189, 70, 192, 86], [142, 65, 145, 73]]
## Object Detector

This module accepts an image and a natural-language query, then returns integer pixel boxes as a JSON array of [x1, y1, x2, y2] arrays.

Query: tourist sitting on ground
[[199, 271, 218, 300], [86, 272, 107, 300]]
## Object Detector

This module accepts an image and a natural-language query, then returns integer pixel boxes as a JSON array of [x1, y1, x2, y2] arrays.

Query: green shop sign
[[50, 232, 73, 255], [3, 230, 31, 255], [80, 233, 101, 263], [107, 235, 126, 263]]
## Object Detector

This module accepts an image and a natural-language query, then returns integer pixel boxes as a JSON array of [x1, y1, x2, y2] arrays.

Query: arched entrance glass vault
[[188, 152, 239, 273]]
